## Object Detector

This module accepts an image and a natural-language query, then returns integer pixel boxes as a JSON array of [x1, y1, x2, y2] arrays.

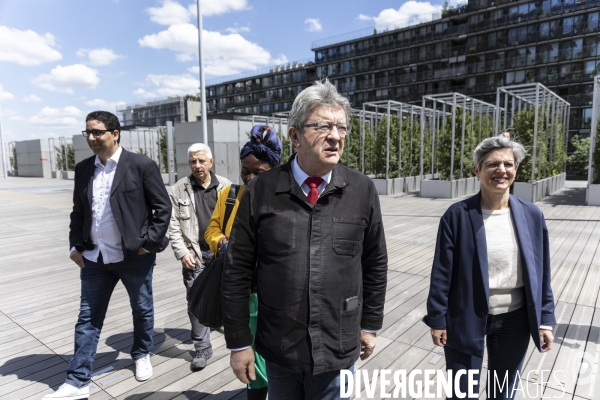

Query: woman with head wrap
[[205, 124, 282, 400]]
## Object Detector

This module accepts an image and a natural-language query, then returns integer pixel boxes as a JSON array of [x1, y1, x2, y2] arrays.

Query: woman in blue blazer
[[423, 135, 556, 399]]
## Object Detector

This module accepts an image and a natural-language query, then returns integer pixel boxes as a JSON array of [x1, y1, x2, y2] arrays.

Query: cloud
[[0, 26, 62, 66], [32, 64, 100, 94], [146, 0, 192, 25], [23, 94, 43, 102], [146, 0, 248, 26], [9, 115, 25, 121], [139, 24, 287, 76], [134, 73, 199, 98], [0, 84, 14, 101], [305, 18, 322, 32], [76, 48, 125, 66], [225, 24, 251, 34], [28, 106, 84, 129], [83, 98, 127, 111], [189, 0, 249, 17], [358, 1, 443, 28]]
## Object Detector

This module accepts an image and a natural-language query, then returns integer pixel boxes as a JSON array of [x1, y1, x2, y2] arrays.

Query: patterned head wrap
[[240, 124, 282, 167]]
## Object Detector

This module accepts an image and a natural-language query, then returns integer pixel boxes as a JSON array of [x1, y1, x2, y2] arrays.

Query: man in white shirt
[[44, 111, 171, 400]]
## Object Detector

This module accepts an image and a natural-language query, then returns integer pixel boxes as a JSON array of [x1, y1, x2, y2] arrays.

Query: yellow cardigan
[[204, 184, 246, 258]]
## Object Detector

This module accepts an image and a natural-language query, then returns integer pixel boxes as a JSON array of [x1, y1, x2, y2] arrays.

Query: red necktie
[[305, 177, 323, 206]]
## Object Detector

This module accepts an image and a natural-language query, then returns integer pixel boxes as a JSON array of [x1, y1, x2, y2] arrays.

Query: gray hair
[[473, 135, 526, 169], [288, 79, 352, 130], [187, 143, 213, 159]]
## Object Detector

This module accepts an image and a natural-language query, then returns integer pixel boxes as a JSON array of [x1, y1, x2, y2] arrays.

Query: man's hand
[[430, 329, 447, 347], [137, 247, 149, 255], [230, 348, 255, 384], [540, 329, 554, 352], [218, 236, 229, 249], [360, 331, 377, 360], [180, 253, 196, 269], [70, 250, 85, 269]]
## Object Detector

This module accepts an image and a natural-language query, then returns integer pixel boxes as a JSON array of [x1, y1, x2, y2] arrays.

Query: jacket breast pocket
[[333, 218, 366, 257], [256, 302, 283, 354], [178, 199, 191, 220], [339, 306, 361, 354]]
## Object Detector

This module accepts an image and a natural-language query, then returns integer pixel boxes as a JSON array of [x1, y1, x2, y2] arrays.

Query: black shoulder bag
[[188, 185, 239, 328]]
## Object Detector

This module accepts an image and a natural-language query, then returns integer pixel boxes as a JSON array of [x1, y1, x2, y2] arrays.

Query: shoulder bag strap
[[221, 184, 240, 232]]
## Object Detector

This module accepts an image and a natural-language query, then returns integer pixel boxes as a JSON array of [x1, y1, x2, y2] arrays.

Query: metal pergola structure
[[587, 75, 600, 202], [421, 93, 499, 181], [495, 83, 570, 182], [360, 101, 428, 179], [358, 101, 457, 181]]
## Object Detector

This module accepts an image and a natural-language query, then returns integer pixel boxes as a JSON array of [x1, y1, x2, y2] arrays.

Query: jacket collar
[[110, 147, 130, 195], [275, 154, 350, 199], [467, 192, 490, 309], [508, 195, 538, 300]]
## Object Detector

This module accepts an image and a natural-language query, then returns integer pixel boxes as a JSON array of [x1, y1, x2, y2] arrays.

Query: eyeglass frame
[[300, 121, 351, 137], [482, 160, 519, 171], [82, 129, 114, 138]]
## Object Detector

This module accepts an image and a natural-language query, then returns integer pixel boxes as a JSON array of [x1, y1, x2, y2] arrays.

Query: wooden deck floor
[[0, 177, 598, 399]]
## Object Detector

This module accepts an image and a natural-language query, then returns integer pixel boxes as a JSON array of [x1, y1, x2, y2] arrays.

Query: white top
[[83, 146, 124, 264], [482, 208, 525, 315], [291, 156, 331, 197]]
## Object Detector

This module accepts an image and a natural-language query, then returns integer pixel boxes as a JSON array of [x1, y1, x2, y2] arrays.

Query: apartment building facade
[[205, 0, 600, 138]]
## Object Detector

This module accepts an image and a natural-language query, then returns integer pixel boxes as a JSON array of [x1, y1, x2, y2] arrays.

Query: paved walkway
[[0, 177, 598, 399]]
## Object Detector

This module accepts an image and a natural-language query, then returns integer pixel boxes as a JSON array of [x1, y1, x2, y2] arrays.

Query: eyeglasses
[[301, 122, 351, 137], [483, 161, 518, 171], [82, 129, 112, 138]]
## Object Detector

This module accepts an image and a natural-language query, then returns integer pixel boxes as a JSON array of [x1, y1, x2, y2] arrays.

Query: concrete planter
[[51, 171, 58, 179], [420, 176, 481, 199], [587, 184, 600, 206], [513, 173, 565, 203], [60, 171, 75, 180], [373, 178, 399, 195], [8, 170, 18, 177]]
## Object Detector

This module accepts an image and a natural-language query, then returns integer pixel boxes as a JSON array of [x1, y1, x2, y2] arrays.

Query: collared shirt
[[291, 156, 331, 198], [83, 146, 124, 264], [190, 171, 220, 249]]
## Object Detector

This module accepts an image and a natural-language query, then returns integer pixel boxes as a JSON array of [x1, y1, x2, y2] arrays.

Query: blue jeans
[[444, 306, 530, 400], [65, 252, 156, 387], [266, 362, 354, 400]]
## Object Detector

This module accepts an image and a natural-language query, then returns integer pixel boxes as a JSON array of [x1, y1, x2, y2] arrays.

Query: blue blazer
[[423, 192, 556, 357]]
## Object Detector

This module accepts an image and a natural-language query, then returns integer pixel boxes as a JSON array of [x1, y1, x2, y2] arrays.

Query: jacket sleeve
[[423, 216, 454, 330], [540, 216, 557, 326], [68, 162, 85, 250], [360, 182, 389, 331], [141, 160, 172, 253], [205, 186, 228, 257], [167, 188, 190, 260], [221, 186, 257, 349]]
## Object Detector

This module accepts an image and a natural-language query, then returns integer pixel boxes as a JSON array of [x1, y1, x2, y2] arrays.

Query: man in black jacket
[[222, 80, 388, 399], [44, 111, 171, 400]]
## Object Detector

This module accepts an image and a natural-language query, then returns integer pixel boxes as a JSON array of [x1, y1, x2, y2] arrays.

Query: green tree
[[593, 119, 600, 184], [566, 135, 590, 176], [157, 128, 175, 173], [55, 144, 75, 171], [10, 143, 17, 171]]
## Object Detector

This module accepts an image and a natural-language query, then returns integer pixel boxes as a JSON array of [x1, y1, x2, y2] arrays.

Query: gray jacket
[[168, 173, 231, 264]]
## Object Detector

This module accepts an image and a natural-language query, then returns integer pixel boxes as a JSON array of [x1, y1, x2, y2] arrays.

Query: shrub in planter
[[566, 135, 589, 177]]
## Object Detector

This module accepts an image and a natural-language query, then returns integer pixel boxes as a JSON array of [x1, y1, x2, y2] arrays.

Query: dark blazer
[[221, 156, 388, 375], [423, 192, 556, 357], [69, 148, 172, 261]]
